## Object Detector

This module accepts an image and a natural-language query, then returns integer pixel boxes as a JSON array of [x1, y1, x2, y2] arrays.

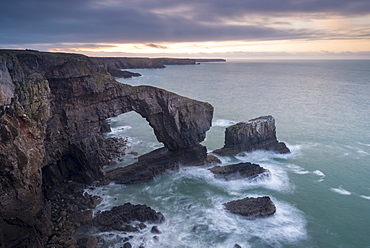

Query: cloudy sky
[[1, 0, 370, 58]]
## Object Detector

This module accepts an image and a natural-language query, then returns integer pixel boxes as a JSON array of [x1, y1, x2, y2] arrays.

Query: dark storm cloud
[[0, 0, 369, 45]]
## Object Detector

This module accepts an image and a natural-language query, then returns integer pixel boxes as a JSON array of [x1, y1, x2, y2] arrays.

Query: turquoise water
[[88, 60, 370, 247]]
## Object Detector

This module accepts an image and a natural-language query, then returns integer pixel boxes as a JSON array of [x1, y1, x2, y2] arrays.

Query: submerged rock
[[213, 115, 290, 156], [209, 162, 270, 181], [151, 226, 162, 234], [224, 196, 276, 218]]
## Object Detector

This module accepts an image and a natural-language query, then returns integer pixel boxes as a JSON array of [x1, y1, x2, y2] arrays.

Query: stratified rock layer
[[224, 196, 276, 218], [213, 115, 289, 156], [0, 50, 213, 247]]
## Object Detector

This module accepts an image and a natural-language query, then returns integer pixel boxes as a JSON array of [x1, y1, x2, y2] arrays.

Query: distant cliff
[[195, 59, 226, 62], [92, 57, 226, 78], [0, 50, 213, 247], [94, 57, 227, 69]]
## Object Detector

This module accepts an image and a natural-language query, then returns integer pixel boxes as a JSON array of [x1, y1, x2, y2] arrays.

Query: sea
[[82, 59, 370, 248]]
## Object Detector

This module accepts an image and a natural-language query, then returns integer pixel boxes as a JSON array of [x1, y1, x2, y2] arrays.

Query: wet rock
[[123, 242, 132, 248], [151, 226, 162, 234], [117, 225, 139, 232], [92, 203, 164, 232], [209, 162, 270, 181], [138, 223, 147, 229], [206, 154, 222, 164], [106, 145, 208, 184], [224, 196, 276, 218], [213, 115, 289, 156]]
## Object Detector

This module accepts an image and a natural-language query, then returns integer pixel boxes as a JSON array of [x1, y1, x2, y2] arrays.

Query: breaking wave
[[331, 185, 351, 195]]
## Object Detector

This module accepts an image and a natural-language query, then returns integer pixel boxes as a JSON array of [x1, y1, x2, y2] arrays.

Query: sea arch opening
[[104, 111, 163, 170]]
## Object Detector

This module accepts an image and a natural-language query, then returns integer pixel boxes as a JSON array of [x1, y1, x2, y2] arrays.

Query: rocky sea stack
[[0, 50, 213, 247], [213, 115, 290, 156]]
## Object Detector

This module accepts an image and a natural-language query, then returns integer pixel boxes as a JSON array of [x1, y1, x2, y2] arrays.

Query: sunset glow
[[1, 0, 369, 59]]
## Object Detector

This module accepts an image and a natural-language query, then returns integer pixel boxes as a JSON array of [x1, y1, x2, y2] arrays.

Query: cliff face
[[0, 50, 213, 247]]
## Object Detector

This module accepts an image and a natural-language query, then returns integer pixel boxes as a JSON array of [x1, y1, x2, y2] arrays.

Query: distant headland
[[89, 56, 225, 78]]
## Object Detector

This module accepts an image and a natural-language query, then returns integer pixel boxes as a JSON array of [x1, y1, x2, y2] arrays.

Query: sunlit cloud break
[[0, 0, 369, 58]]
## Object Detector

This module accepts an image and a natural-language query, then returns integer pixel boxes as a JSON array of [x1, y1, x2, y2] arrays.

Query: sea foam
[[331, 185, 351, 195], [357, 142, 370, 147], [108, 125, 132, 136], [212, 119, 237, 127], [286, 164, 310, 175], [360, 195, 370, 200]]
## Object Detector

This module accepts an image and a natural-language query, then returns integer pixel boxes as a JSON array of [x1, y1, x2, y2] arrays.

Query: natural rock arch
[[0, 50, 214, 247]]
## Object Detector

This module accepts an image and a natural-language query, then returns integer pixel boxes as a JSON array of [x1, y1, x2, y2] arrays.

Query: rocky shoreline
[[0, 50, 286, 248], [0, 49, 214, 247]]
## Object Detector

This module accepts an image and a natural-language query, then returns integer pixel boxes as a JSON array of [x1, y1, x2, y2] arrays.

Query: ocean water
[[85, 60, 370, 247]]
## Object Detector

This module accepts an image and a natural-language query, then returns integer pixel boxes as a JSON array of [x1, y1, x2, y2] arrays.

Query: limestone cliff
[[0, 50, 213, 247]]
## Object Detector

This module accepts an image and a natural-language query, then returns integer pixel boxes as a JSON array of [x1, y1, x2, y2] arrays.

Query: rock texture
[[0, 50, 213, 247], [209, 162, 270, 181], [213, 115, 290, 156], [106, 144, 208, 184], [43, 181, 101, 248], [224, 196, 276, 218], [92, 202, 164, 232]]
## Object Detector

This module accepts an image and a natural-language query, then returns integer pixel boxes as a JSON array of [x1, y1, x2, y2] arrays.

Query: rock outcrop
[[106, 144, 208, 184], [107, 69, 142, 78], [224, 196, 276, 218], [209, 162, 270, 181], [0, 50, 213, 247], [213, 115, 290, 156], [92, 202, 165, 232]]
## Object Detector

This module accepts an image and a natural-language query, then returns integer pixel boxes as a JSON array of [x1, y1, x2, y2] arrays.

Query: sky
[[1, 0, 370, 59]]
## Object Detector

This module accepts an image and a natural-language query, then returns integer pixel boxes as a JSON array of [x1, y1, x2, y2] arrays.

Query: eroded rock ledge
[[0, 50, 213, 247], [106, 144, 208, 184]]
